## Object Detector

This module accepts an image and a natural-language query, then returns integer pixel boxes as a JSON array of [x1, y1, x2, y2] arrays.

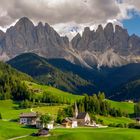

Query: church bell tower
[[74, 102, 78, 118]]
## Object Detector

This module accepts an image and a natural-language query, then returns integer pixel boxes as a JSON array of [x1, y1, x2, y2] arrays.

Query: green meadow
[[0, 96, 137, 140], [32, 105, 67, 118], [0, 100, 30, 120], [0, 100, 67, 120], [0, 120, 37, 140], [20, 128, 140, 140], [96, 115, 135, 125], [107, 100, 134, 114], [25, 81, 83, 103]]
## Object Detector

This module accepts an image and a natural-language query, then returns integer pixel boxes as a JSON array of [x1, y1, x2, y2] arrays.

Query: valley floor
[[7, 127, 140, 140], [0, 100, 138, 140]]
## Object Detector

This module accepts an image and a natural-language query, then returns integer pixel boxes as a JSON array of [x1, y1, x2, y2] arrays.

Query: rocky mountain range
[[0, 17, 140, 68]]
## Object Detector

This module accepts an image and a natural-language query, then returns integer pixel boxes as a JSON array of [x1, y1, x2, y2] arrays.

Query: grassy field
[[0, 126, 140, 140], [32, 105, 67, 118], [0, 99, 138, 140], [107, 100, 134, 114], [0, 93, 137, 140], [0, 122, 139, 140], [0, 99, 134, 120], [19, 128, 140, 140], [25, 81, 83, 103], [0, 100, 30, 120], [0, 120, 37, 140], [0, 100, 67, 120], [96, 115, 135, 125]]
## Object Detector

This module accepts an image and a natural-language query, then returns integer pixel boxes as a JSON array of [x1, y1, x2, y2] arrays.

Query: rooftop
[[77, 112, 87, 119], [20, 112, 37, 118], [62, 117, 77, 123]]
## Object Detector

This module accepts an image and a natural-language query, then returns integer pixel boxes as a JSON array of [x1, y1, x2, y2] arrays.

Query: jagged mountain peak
[[115, 24, 128, 35], [104, 23, 114, 34], [0, 30, 4, 35], [0, 30, 5, 41], [15, 17, 34, 28], [96, 24, 104, 33], [37, 22, 44, 27], [0, 17, 73, 61], [83, 27, 91, 33], [105, 22, 114, 29], [0, 17, 140, 68], [71, 22, 140, 68], [18, 17, 32, 22]]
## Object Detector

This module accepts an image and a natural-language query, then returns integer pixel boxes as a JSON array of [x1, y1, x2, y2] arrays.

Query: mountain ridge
[[0, 17, 140, 68], [7, 53, 96, 95], [7, 52, 140, 101]]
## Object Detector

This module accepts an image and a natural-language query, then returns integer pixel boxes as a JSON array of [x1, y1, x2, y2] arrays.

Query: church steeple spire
[[74, 102, 78, 118]]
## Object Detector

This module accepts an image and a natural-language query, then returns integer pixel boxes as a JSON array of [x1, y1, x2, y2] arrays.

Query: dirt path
[[8, 135, 29, 140]]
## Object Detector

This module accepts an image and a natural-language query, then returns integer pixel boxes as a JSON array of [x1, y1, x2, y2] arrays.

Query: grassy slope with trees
[[8, 53, 140, 101], [107, 100, 134, 114], [0, 99, 137, 140], [0, 62, 33, 100], [0, 100, 137, 140], [24, 81, 83, 104], [0, 60, 83, 105], [8, 53, 96, 95]]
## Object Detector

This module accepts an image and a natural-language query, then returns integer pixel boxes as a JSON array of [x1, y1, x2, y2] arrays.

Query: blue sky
[[123, 14, 140, 37]]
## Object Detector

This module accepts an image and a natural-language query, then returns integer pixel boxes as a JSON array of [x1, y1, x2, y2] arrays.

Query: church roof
[[77, 112, 87, 119]]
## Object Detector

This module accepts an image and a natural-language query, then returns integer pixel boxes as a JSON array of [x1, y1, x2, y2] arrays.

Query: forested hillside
[[110, 77, 140, 101], [8, 53, 96, 94], [0, 62, 33, 100]]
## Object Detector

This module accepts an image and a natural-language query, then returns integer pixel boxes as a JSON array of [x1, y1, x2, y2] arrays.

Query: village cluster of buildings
[[19, 112, 53, 129], [61, 103, 91, 128], [19, 103, 93, 129]]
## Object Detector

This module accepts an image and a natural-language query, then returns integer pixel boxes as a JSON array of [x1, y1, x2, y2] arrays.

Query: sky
[[0, 0, 140, 38], [123, 14, 140, 36]]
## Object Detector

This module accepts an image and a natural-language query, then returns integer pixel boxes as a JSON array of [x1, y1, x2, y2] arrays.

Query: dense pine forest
[[0, 62, 33, 100], [76, 93, 128, 117]]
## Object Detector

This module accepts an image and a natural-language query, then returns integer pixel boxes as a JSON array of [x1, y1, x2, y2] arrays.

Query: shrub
[[108, 123, 116, 127], [0, 113, 2, 119], [128, 123, 140, 129], [19, 100, 33, 109], [116, 123, 124, 128]]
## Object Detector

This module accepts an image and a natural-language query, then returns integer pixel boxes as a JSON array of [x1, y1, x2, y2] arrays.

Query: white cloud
[[0, 0, 139, 37], [124, 0, 140, 12], [0, 0, 120, 26]]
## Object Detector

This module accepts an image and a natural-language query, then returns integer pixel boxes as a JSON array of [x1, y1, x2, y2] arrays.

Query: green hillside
[[0, 62, 33, 100], [0, 100, 30, 120], [25, 81, 83, 104], [0, 100, 67, 120], [0, 61, 32, 81], [8, 53, 96, 95], [96, 115, 134, 125], [107, 100, 134, 114]]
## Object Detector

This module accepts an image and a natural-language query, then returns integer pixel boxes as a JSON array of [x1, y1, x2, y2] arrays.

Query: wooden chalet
[[37, 128, 49, 136], [20, 112, 38, 126], [136, 117, 140, 124], [62, 117, 78, 128]]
